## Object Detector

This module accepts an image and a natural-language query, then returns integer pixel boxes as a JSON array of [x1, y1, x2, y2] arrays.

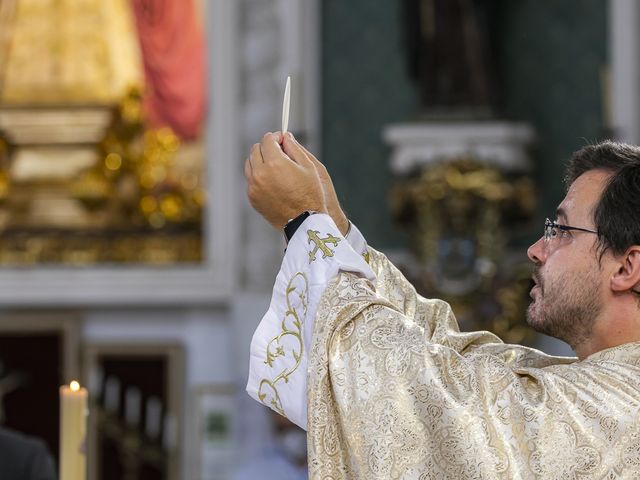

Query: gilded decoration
[[0, 0, 142, 105], [392, 158, 537, 344], [258, 272, 309, 415], [305, 251, 640, 479], [307, 229, 341, 263], [0, 0, 206, 265]]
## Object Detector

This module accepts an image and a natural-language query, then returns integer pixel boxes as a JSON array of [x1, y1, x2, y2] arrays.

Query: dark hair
[[565, 140, 640, 257]]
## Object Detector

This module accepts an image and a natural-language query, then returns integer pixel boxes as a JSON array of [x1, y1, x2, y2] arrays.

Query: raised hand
[[245, 132, 327, 230], [280, 133, 350, 235]]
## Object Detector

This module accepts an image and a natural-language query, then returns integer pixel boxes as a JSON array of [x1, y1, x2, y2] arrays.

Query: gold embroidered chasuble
[[307, 250, 640, 479], [247, 214, 640, 479]]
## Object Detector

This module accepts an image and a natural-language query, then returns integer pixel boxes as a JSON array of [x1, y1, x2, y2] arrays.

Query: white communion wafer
[[282, 75, 291, 134]]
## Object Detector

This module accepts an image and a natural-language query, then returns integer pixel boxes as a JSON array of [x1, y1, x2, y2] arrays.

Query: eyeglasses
[[543, 218, 598, 242], [542, 218, 640, 295]]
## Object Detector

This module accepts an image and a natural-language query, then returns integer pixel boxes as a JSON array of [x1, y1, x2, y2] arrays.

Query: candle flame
[[70, 380, 80, 391]]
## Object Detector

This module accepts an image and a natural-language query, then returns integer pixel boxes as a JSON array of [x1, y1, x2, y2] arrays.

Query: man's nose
[[527, 237, 546, 264]]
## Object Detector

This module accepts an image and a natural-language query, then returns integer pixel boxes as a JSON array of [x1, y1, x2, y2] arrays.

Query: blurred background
[[0, 0, 634, 478]]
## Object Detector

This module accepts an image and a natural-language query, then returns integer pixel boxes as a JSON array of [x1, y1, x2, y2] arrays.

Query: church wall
[[83, 308, 233, 479], [496, 0, 608, 246], [321, 0, 608, 250], [321, 0, 419, 249]]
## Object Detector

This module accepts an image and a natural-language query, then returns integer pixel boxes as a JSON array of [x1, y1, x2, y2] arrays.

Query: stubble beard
[[526, 265, 602, 351]]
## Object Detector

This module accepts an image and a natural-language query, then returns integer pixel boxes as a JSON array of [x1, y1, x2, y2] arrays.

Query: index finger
[[259, 132, 289, 163]]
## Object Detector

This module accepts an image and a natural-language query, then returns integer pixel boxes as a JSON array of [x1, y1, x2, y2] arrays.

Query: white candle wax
[[59, 381, 88, 480]]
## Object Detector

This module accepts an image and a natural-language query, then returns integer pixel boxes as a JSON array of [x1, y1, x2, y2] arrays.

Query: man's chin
[[525, 302, 544, 332]]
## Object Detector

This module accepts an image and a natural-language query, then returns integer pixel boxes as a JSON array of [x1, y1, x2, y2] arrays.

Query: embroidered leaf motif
[[258, 272, 308, 416]]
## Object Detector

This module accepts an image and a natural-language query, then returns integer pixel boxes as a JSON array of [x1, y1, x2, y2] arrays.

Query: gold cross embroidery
[[307, 229, 341, 262]]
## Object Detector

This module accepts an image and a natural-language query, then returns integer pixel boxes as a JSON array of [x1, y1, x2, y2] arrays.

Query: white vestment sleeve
[[344, 221, 368, 258], [246, 214, 374, 430]]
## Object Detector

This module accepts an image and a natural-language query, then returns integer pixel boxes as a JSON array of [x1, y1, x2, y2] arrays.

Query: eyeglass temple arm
[[553, 223, 598, 234]]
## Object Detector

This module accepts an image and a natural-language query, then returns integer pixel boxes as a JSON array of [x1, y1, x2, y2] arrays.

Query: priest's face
[[526, 170, 610, 349]]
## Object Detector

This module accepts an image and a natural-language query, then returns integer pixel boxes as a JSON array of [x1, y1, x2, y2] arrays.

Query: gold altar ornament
[[0, 0, 206, 265], [392, 157, 537, 344]]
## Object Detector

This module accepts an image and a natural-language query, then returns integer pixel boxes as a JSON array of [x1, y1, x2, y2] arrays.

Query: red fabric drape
[[129, 0, 207, 140]]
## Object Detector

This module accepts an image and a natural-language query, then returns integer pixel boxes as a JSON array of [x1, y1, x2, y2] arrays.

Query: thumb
[[282, 133, 314, 168]]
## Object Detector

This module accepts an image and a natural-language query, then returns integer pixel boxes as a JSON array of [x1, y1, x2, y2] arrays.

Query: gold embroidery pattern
[[307, 229, 341, 263], [258, 272, 308, 415], [306, 247, 640, 479]]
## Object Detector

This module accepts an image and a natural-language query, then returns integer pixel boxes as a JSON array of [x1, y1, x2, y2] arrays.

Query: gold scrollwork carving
[[391, 157, 538, 344], [258, 272, 308, 415]]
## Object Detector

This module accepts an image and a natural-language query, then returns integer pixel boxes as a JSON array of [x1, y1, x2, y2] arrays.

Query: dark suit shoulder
[[0, 427, 56, 480]]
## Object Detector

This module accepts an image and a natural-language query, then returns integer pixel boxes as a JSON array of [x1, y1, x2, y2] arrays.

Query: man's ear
[[611, 246, 640, 293]]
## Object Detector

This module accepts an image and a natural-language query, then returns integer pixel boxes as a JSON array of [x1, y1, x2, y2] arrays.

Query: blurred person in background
[[0, 426, 56, 480]]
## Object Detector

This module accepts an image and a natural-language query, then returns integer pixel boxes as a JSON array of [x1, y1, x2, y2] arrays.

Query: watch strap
[[284, 211, 317, 243]]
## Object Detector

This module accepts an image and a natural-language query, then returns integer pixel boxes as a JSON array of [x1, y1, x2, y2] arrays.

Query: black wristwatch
[[284, 210, 318, 243]]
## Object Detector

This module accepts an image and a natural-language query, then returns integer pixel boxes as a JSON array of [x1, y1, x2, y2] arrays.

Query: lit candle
[[59, 381, 87, 480]]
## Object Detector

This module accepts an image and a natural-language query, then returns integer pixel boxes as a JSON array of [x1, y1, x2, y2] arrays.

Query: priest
[[245, 132, 640, 479]]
